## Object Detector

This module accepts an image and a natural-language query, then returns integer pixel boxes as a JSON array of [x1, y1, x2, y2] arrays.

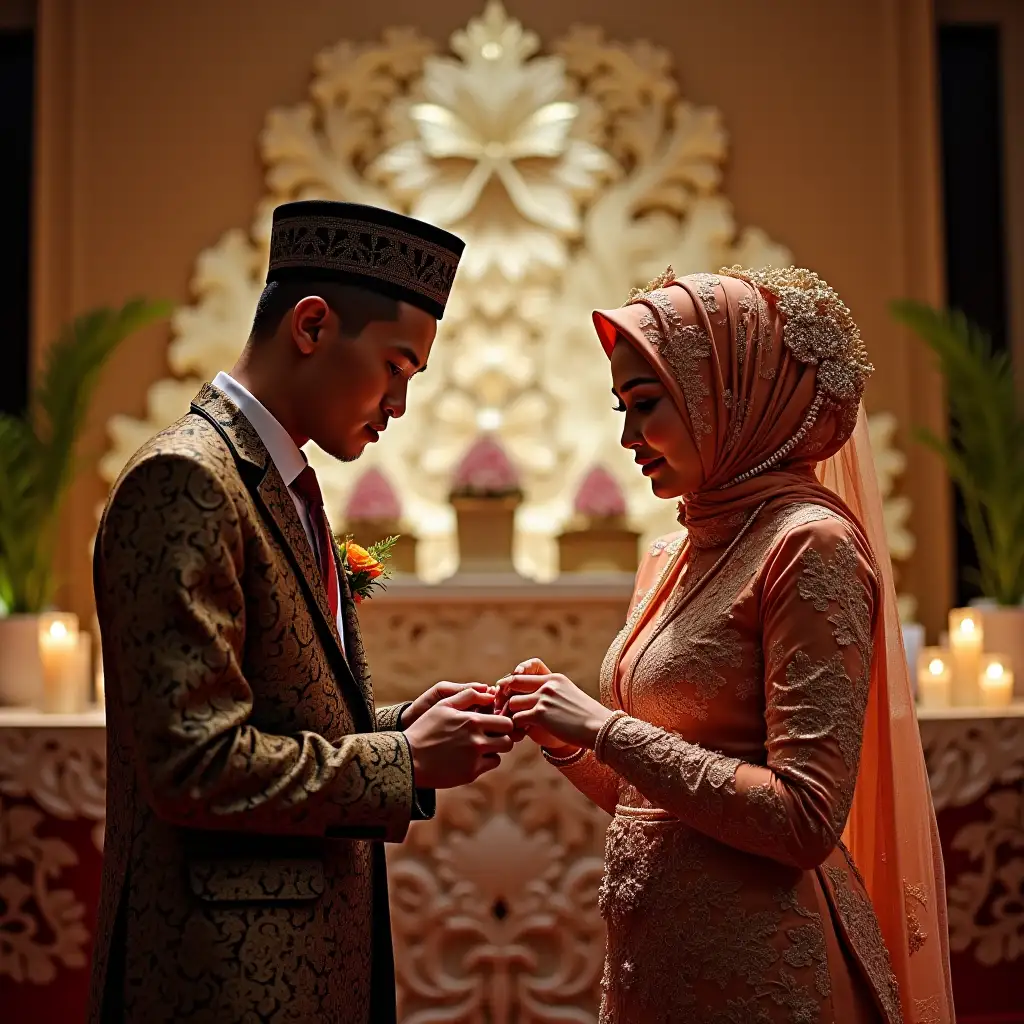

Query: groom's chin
[[313, 437, 365, 464]]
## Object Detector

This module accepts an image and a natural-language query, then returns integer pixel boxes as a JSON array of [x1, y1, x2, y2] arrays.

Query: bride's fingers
[[515, 657, 550, 675], [511, 707, 543, 730], [504, 693, 541, 714], [494, 673, 553, 695]]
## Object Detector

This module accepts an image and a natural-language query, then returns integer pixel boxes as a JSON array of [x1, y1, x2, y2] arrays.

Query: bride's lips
[[636, 455, 666, 476], [364, 424, 386, 442]]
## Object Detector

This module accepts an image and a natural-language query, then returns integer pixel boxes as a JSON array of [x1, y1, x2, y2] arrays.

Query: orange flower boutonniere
[[338, 535, 398, 603]]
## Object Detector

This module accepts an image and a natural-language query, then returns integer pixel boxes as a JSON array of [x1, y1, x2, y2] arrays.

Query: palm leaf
[[892, 300, 1024, 604], [0, 298, 172, 613]]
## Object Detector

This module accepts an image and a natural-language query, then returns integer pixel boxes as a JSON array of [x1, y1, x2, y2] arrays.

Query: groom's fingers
[[479, 732, 514, 754], [435, 681, 492, 697], [440, 687, 492, 711], [469, 711, 513, 733]]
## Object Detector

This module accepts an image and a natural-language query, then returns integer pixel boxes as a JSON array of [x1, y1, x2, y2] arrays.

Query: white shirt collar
[[212, 371, 307, 487]]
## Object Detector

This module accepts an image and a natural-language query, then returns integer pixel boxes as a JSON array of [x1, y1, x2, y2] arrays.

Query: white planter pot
[[0, 614, 43, 707], [970, 602, 1024, 700]]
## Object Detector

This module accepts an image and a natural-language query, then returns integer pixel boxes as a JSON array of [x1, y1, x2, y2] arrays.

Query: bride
[[497, 268, 954, 1023]]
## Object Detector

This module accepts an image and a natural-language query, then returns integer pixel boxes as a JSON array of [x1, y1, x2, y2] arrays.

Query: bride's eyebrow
[[613, 376, 661, 396]]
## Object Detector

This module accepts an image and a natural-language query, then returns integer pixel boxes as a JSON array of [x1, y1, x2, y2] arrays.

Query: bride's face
[[610, 336, 704, 499]]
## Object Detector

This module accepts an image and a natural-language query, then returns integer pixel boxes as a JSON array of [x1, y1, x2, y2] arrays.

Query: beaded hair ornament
[[624, 265, 873, 490]]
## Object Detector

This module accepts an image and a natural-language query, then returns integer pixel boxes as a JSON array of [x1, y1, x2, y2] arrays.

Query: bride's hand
[[496, 657, 614, 753]]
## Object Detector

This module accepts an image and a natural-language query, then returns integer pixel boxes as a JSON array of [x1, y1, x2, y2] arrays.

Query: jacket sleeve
[[375, 703, 411, 731], [595, 517, 878, 869], [98, 452, 418, 842], [374, 702, 436, 822]]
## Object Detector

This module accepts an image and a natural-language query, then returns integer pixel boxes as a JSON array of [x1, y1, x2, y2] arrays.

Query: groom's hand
[[404, 687, 515, 789], [401, 681, 494, 729]]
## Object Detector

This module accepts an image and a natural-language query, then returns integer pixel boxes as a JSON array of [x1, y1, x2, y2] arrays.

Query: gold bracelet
[[594, 710, 629, 763], [542, 745, 588, 767]]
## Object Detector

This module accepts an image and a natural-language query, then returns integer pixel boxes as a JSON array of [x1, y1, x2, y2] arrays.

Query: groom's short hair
[[249, 278, 400, 342]]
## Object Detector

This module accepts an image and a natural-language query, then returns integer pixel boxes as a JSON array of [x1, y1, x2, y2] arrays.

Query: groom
[[88, 201, 514, 1024]]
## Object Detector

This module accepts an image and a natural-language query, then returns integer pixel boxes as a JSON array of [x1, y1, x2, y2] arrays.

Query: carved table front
[[1, 583, 1022, 1022]]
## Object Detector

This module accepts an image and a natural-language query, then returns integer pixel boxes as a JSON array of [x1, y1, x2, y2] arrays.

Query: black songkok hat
[[267, 200, 466, 320]]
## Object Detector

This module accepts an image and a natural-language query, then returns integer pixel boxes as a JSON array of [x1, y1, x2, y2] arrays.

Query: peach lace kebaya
[[550, 268, 952, 1023]]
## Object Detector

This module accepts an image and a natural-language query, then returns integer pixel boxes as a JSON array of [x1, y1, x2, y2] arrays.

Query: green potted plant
[[891, 300, 1024, 696], [0, 298, 171, 706]]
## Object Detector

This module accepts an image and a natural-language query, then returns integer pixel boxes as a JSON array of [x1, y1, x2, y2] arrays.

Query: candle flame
[[958, 616, 976, 635], [49, 620, 68, 640], [928, 658, 945, 676], [985, 661, 1005, 681]]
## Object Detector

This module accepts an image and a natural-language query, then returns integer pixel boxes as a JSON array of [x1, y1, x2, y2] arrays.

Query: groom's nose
[[382, 380, 409, 420]]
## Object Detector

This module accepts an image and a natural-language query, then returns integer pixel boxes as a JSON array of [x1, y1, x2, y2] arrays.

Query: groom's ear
[[291, 296, 331, 354]]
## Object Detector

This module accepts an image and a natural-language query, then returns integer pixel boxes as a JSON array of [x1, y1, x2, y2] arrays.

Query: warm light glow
[[481, 42, 503, 60], [477, 407, 503, 431], [958, 616, 977, 635], [985, 661, 1005, 681], [928, 658, 946, 676], [49, 620, 69, 640]]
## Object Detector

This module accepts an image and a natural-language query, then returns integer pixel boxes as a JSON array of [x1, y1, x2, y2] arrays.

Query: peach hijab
[[593, 267, 954, 1024]]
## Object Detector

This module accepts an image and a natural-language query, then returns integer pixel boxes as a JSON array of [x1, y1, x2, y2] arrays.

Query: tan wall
[[33, 0, 953, 636]]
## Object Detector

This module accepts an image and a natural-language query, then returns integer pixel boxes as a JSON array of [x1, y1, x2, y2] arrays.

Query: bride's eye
[[635, 398, 659, 412], [613, 401, 627, 413]]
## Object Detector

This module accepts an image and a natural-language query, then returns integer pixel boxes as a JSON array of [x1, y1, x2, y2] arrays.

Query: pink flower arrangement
[[345, 468, 402, 522], [451, 436, 522, 498], [573, 465, 627, 519]]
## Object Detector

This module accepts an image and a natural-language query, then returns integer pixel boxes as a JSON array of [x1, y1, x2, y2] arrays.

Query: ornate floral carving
[[946, 787, 1024, 967], [386, 738, 609, 1022], [918, 716, 1024, 812], [0, 724, 106, 985], [98, 1, 788, 582], [0, 797, 90, 984], [357, 582, 632, 702], [0, 726, 107, 849]]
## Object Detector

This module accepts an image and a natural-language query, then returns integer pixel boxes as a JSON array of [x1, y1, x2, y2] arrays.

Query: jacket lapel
[[189, 383, 372, 731], [334, 541, 375, 721]]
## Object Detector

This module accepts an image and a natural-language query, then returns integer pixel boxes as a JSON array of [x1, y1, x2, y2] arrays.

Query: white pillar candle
[[978, 654, 1014, 708], [949, 608, 983, 706], [38, 613, 82, 713], [916, 647, 952, 709]]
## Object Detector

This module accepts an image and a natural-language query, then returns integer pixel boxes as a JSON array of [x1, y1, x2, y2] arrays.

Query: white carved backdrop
[[97, 2, 794, 582]]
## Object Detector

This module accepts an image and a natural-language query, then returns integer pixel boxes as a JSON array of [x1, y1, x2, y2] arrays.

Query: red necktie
[[293, 465, 341, 622]]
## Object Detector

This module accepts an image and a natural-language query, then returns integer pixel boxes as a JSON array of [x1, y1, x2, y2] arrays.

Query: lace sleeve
[[598, 517, 878, 869]]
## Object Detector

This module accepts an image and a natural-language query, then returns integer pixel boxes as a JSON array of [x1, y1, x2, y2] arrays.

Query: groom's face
[[290, 292, 437, 462]]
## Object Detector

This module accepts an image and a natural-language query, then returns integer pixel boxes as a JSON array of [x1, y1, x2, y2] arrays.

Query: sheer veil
[[818, 405, 955, 1023]]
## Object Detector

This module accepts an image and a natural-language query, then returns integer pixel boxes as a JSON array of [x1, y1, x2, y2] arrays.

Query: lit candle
[[916, 647, 952, 709], [38, 612, 82, 714], [978, 655, 1014, 708], [948, 609, 984, 706]]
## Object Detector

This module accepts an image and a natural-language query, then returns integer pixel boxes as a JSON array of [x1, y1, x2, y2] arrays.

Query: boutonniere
[[339, 535, 398, 603]]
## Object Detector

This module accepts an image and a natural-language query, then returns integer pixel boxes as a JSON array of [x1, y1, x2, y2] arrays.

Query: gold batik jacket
[[87, 383, 429, 1024]]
